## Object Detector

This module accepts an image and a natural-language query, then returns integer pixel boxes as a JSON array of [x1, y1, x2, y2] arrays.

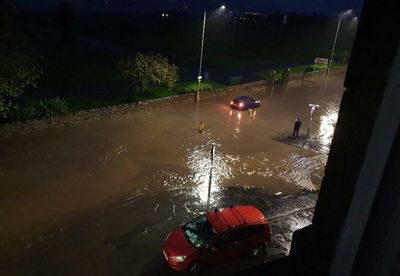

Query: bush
[[33, 97, 70, 119], [229, 76, 242, 85], [304, 64, 328, 72], [119, 52, 179, 93], [256, 70, 284, 83], [180, 83, 214, 94], [2, 97, 69, 123]]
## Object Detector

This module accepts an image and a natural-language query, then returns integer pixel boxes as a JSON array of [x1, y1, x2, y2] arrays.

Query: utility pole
[[326, 17, 342, 79], [206, 144, 216, 210], [196, 10, 207, 103]]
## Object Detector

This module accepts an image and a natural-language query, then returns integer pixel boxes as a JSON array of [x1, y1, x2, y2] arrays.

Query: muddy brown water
[[0, 73, 344, 275]]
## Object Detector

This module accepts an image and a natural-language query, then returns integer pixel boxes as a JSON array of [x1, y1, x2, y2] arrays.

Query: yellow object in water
[[199, 121, 205, 132]]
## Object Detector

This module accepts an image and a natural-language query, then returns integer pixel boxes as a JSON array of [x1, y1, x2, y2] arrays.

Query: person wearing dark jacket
[[293, 118, 302, 138]]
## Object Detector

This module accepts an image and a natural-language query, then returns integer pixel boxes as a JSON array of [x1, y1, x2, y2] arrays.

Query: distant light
[[339, 9, 353, 18], [220, 5, 226, 10]]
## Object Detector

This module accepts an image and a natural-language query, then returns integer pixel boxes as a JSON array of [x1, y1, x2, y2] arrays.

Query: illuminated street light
[[196, 5, 227, 103], [326, 9, 355, 78]]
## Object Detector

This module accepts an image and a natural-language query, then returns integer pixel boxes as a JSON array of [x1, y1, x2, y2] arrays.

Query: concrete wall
[[289, 0, 400, 275]]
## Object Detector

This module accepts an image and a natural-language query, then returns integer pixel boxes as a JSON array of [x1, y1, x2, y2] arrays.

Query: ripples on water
[[101, 145, 127, 166], [186, 143, 237, 204], [149, 96, 340, 200], [277, 153, 327, 191]]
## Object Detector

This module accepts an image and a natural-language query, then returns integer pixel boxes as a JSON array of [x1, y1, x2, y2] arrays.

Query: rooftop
[[206, 205, 266, 233]]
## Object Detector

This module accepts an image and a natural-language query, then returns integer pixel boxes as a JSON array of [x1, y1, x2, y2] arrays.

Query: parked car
[[163, 205, 271, 272], [230, 96, 261, 110]]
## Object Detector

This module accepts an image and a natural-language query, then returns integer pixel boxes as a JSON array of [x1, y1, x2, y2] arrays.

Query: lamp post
[[196, 10, 207, 103], [196, 5, 226, 103], [307, 104, 320, 139], [326, 9, 353, 78], [206, 144, 216, 210]]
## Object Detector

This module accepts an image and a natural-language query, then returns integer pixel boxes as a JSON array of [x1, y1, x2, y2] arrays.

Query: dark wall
[[289, 0, 400, 275]]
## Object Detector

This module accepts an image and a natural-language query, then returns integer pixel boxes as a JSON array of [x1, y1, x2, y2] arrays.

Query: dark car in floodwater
[[230, 96, 261, 110], [163, 205, 271, 272]]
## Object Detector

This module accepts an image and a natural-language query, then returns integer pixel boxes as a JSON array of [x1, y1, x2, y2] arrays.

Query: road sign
[[314, 57, 329, 65]]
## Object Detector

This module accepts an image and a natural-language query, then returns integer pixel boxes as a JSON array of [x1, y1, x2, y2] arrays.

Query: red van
[[163, 205, 271, 272]]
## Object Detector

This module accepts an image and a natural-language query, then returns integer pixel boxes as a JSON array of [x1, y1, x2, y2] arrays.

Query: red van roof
[[206, 205, 266, 233]]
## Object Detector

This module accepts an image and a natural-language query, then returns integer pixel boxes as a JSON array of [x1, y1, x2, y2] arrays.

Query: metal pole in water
[[206, 144, 216, 210]]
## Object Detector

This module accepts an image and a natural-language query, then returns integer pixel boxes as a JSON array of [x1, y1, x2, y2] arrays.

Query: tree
[[0, 26, 42, 119], [119, 53, 179, 93]]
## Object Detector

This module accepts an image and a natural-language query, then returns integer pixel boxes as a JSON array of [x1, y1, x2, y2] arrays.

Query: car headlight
[[170, 255, 187, 263], [230, 101, 234, 105], [239, 102, 244, 107]]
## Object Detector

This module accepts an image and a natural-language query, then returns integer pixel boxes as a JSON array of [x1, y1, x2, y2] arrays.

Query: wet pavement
[[0, 73, 344, 275]]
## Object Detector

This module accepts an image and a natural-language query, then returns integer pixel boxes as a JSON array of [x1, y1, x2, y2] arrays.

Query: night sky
[[16, 0, 364, 15]]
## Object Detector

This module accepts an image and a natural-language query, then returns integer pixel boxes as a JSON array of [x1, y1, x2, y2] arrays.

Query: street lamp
[[307, 104, 320, 139], [206, 143, 217, 210], [196, 5, 226, 103], [326, 9, 354, 78]]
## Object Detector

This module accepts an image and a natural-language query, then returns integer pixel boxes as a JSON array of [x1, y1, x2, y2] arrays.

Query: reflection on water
[[235, 153, 273, 178], [234, 111, 242, 139], [186, 143, 236, 205], [318, 110, 338, 151]]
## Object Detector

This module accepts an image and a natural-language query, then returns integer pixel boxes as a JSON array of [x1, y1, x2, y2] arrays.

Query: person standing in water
[[293, 118, 302, 138]]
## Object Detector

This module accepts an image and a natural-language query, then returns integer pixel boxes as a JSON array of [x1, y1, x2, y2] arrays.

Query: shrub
[[1, 97, 69, 123], [180, 83, 214, 94], [119, 52, 179, 93], [229, 76, 242, 85], [34, 97, 70, 119]]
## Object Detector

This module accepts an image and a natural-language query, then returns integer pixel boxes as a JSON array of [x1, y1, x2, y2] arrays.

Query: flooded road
[[0, 73, 344, 275]]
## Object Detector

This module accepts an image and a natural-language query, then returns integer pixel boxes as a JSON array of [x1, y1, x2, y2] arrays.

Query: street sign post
[[314, 57, 329, 65], [206, 144, 216, 210], [312, 57, 329, 81], [307, 104, 320, 138]]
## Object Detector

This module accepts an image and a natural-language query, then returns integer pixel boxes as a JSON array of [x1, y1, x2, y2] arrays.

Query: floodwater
[[0, 73, 344, 275]]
